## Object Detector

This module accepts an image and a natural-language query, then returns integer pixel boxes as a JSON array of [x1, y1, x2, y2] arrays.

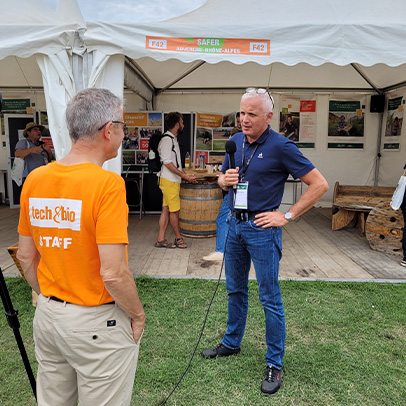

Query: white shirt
[[157, 131, 182, 183]]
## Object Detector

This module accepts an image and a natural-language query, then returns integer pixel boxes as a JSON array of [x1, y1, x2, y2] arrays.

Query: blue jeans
[[221, 216, 285, 369], [216, 197, 230, 253]]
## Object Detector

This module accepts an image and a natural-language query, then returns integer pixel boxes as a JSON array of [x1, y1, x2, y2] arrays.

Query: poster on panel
[[122, 112, 163, 171], [328, 97, 366, 149], [194, 112, 237, 169], [1, 98, 32, 136], [279, 96, 317, 148], [383, 93, 403, 151]]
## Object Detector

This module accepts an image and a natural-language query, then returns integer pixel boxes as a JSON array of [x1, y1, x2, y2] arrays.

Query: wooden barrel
[[179, 181, 223, 238], [365, 202, 403, 255]]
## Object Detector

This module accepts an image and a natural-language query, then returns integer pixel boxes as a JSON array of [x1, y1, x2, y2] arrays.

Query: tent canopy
[[83, 0, 406, 99], [2, 0, 406, 95], [0, 0, 85, 59], [0, 0, 124, 175], [88, 0, 406, 67], [1, 0, 406, 195]]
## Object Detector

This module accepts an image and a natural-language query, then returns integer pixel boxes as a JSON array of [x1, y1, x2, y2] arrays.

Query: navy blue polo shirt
[[222, 127, 314, 212]]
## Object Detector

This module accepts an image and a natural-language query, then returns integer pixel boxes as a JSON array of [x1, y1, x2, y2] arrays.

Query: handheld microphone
[[225, 140, 237, 190], [225, 140, 236, 169]]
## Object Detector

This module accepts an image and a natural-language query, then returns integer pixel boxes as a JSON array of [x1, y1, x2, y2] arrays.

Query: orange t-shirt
[[18, 162, 129, 306]]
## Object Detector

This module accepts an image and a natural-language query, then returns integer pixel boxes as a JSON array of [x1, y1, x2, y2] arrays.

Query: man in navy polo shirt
[[201, 88, 329, 396]]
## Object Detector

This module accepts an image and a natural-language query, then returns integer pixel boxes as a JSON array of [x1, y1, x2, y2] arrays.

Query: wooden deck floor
[[1, 205, 405, 281]]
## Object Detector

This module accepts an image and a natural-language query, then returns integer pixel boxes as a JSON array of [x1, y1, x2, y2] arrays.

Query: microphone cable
[[158, 213, 233, 406]]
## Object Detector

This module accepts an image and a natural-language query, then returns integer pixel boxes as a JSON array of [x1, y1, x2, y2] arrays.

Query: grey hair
[[241, 90, 274, 115], [66, 88, 123, 142]]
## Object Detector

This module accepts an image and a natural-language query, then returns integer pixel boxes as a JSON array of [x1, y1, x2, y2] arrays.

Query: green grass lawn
[[1, 277, 405, 405]]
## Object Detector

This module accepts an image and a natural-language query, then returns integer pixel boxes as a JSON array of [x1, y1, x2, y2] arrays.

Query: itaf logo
[[29, 198, 82, 231]]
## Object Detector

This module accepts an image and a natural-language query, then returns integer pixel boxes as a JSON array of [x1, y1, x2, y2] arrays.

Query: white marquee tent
[[1, 0, 406, 204]]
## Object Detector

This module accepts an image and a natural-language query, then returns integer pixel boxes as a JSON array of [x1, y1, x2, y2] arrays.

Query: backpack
[[147, 132, 179, 174]]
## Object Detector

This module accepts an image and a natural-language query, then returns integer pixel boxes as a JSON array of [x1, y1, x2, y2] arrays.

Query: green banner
[[328, 143, 363, 149], [296, 143, 315, 148], [383, 143, 400, 150], [329, 101, 360, 112], [2, 99, 30, 111], [387, 97, 402, 111]]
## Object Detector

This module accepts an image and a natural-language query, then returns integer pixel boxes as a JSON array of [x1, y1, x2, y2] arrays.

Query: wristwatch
[[284, 212, 294, 222]]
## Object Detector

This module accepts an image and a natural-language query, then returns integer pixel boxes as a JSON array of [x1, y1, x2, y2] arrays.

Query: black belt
[[231, 209, 277, 221], [49, 296, 115, 305]]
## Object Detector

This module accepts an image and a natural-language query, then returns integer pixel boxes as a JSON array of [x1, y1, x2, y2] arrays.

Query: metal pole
[[374, 112, 384, 186], [0, 269, 36, 400]]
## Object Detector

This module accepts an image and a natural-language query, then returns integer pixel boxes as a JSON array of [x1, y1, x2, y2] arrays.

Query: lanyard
[[240, 139, 259, 182]]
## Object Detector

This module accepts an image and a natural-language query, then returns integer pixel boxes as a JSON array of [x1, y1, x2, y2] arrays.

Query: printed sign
[[327, 97, 365, 149], [383, 94, 403, 151], [2, 99, 31, 111], [124, 113, 148, 127], [41, 137, 54, 149], [29, 198, 82, 231], [146, 37, 270, 56], [197, 113, 224, 128], [140, 139, 149, 150], [280, 96, 317, 148]]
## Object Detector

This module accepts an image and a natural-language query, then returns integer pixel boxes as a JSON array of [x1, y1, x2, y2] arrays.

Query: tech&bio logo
[[29, 198, 82, 231]]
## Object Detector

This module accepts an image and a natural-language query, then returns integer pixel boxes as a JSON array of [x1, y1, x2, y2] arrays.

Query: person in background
[[15, 122, 54, 180], [282, 115, 298, 141], [201, 88, 329, 396], [17, 88, 145, 406], [230, 112, 241, 136], [336, 115, 350, 136], [401, 163, 406, 267], [391, 117, 401, 136], [155, 112, 197, 249], [202, 111, 241, 261], [202, 190, 229, 261], [203, 113, 241, 261]]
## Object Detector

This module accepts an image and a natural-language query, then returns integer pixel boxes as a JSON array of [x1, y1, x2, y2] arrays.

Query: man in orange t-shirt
[[17, 88, 145, 406]]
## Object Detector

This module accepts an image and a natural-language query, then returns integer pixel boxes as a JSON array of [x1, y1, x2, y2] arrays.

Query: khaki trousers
[[34, 294, 141, 406]]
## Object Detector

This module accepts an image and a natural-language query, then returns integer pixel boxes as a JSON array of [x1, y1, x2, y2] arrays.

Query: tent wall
[[37, 52, 125, 173], [2, 87, 405, 207], [155, 91, 404, 206]]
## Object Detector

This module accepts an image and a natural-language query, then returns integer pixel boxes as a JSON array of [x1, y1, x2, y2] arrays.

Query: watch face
[[285, 212, 292, 221]]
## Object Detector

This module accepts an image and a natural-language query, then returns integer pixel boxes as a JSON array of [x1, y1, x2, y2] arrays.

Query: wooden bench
[[331, 182, 395, 235]]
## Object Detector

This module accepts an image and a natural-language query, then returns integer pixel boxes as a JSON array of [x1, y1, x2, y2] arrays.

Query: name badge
[[234, 182, 248, 210]]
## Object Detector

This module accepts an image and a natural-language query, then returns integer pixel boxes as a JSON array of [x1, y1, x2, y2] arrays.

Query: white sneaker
[[401, 259, 406, 267], [202, 251, 224, 261]]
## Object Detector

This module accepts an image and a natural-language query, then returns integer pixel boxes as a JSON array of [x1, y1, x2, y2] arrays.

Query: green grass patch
[[1, 278, 405, 405]]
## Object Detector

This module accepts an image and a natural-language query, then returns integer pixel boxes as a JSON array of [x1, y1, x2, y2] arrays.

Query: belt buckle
[[233, 211, 246, 221]]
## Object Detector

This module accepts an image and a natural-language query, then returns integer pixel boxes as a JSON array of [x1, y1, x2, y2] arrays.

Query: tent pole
[[350, 63, 381, 93], [125, 58, 155, 94], [382, 80, 406, 93], [374, 112, 384, 186], [350, 63, 385, 186], [157, 61, 206, 94]]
